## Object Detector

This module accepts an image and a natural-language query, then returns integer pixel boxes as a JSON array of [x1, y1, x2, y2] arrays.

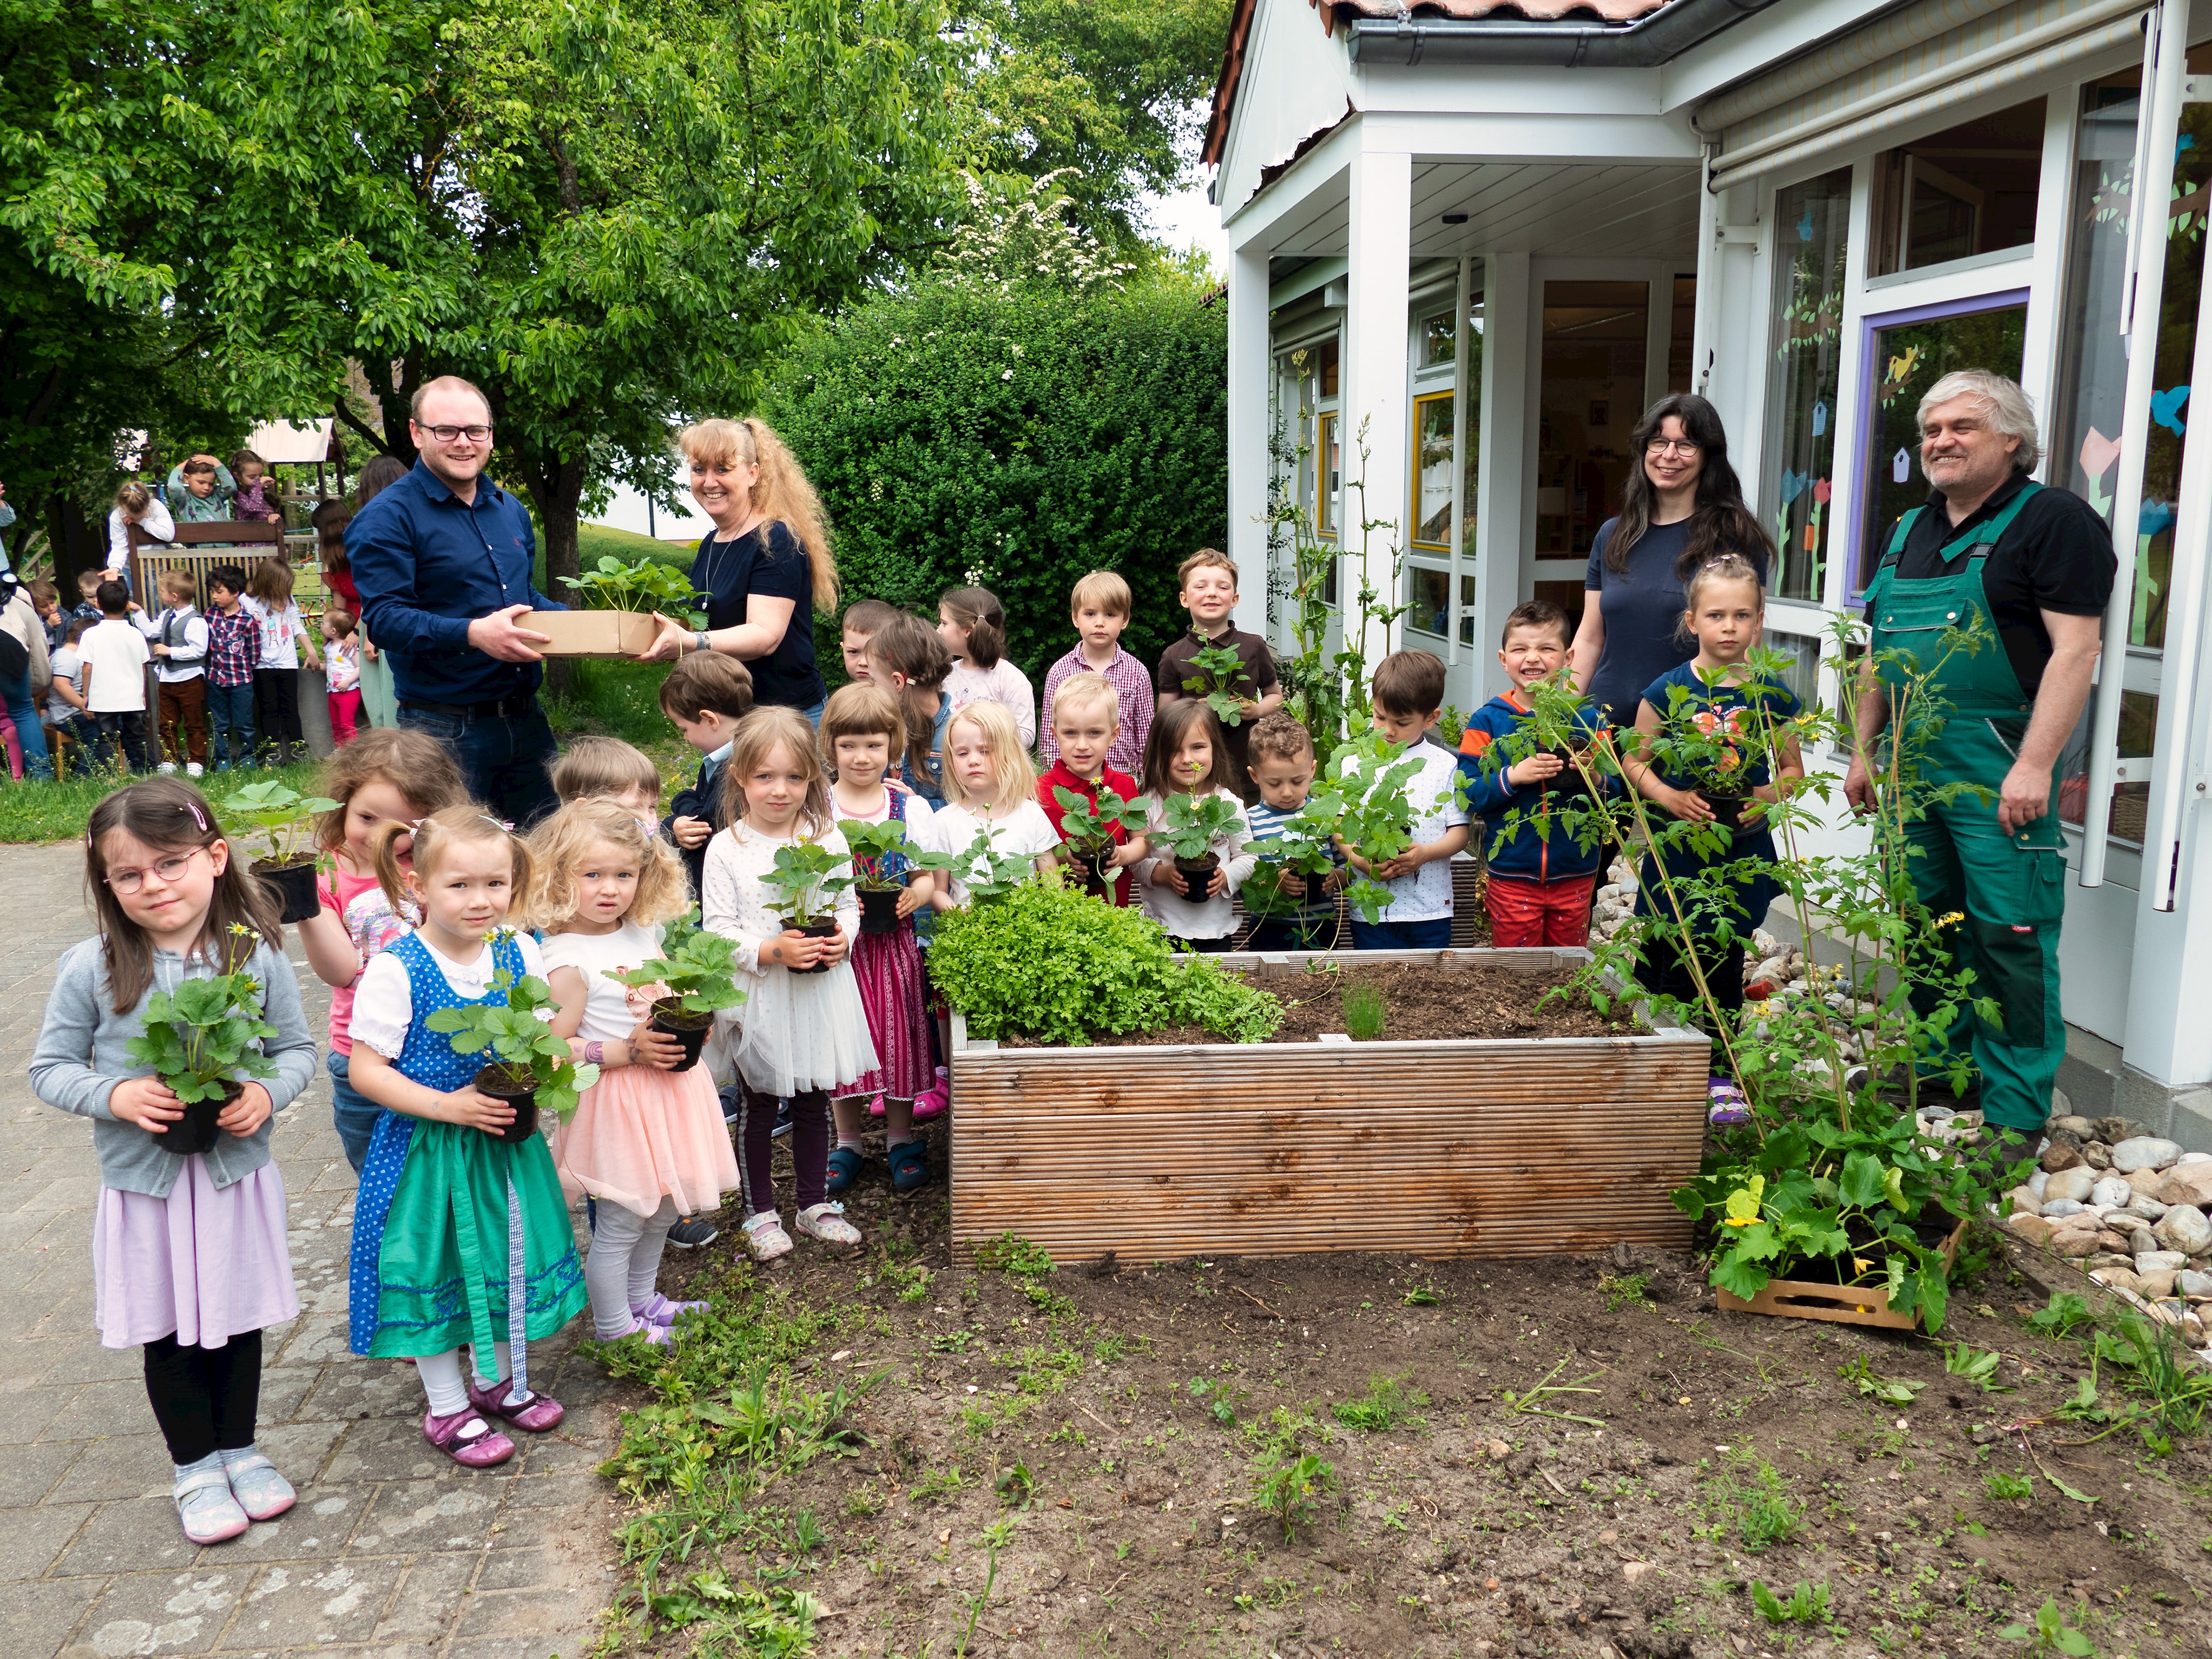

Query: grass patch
[[1331, 1372, 1427, 1433], [1701, 1448, 1805, 1552], [0, 756, 327, 845]]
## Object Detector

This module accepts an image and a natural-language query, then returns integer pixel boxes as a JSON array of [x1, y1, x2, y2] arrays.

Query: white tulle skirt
[[717, 959, 881, 1097]]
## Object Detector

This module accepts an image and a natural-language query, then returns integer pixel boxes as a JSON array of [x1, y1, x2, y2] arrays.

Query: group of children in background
[[24, 455, 376, 774], [26, 536, 1795, 1549]]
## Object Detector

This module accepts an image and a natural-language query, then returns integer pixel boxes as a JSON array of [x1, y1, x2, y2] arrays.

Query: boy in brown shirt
[[1154, 548, 1281, 801]]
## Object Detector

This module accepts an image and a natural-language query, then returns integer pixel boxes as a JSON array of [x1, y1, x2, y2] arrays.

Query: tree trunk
[[526, 451, 589, 702]]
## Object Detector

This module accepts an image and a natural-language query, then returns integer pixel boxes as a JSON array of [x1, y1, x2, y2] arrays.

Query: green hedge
[[765, 276, 1228, 682]]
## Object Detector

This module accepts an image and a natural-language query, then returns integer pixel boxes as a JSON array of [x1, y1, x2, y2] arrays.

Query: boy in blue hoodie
[[1456, 601, 1610, 947]]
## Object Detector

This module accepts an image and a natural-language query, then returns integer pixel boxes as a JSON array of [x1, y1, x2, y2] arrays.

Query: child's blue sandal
[[826, 1146, 866, 1196], [887, 1138, 932, 1193], [219, 1447, 295, 1522]]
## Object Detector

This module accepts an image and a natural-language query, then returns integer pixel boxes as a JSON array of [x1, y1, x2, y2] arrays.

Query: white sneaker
[[796, 1202, 862, 1246], [186, 762, 204, 778], [157, 761, 178, 774], [740, 1211, 793, 1262]]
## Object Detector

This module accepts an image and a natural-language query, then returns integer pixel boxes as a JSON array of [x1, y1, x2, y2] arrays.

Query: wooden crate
[[518, 609, 660, 658], [1715, 1218, 1967, 1330], [947, 946, 1711, 1265]]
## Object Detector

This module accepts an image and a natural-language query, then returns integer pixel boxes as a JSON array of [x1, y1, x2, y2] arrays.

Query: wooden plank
[[947, 946, 1709, 1265]]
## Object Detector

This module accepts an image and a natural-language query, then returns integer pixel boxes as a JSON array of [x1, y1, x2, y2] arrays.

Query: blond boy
[[1036, 672, 1148, 905], [1040, 570, 1151, 777]]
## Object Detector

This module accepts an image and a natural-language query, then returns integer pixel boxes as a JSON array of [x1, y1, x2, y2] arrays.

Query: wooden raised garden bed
[[947, 946, 1711, 1265]]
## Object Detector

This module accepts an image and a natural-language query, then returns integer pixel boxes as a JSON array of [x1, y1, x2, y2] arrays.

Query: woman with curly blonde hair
[[642, 417, 837, 724], [527, 799, 738, 1348]]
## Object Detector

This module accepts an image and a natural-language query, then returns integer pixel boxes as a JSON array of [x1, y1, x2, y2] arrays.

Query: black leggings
[[144, 1329, 263, 1465], [736, 1086, 828, 1218], [252, 667, 302, 747]]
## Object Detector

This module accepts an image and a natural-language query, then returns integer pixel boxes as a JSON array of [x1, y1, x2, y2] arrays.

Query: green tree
[[952, 0, 1231, 250], [764, 271, 1227, 678]]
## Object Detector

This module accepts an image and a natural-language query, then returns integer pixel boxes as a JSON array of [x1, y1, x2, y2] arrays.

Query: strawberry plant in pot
[[1155, 791, 1243, 889], [1050, 785, 1150, 892], [558, 553, 706, 622], [426, 955, 599, 1141], [221, 781, 341, 922], [1179, 642, 1251, 727], [125, 944, 281, 1156], [911, 822, 1040, 905], [760, 841, 854, 973], [610, 909, 744, 1071], [838, 818, 918, 933]]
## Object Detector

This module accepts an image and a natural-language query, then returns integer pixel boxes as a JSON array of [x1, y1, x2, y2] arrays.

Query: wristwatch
[[693, 630, 712, 655]]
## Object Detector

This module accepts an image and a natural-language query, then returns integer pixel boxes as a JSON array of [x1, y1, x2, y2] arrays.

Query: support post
[[1448, 255, 1473, 667], [1474, 249, 1532, 699], [1341, 146, 1413, 672], [1229, 241, 1274, 643]]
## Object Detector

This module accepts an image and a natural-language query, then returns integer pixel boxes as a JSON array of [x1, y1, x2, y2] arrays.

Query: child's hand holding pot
[[110, 1076, 185, 1131], [1507, 751, 1563, 787], [625, 1021, 686, 1071], [440, 1087, 516, 1135], [216, 1082, 274, 1136]]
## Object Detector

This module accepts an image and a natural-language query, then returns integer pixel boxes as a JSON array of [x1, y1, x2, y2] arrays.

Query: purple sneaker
[[1707, 1075, 1752, 1126]]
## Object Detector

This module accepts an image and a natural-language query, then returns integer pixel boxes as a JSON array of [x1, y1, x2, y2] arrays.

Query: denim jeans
[[398, 699, 560, 828], [0, 660, 51, 779], [206, 680, 256, 767], [327, 1048, 382, 1174], [92, 709, 149, 772], [1348, 916, 1454, 951], [1244, 916, 1337, 954]]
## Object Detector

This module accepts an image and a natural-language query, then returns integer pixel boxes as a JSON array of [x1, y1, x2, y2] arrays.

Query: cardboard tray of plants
[[1716, 1212, 1967, 1330], [517, 609, 662, 658]]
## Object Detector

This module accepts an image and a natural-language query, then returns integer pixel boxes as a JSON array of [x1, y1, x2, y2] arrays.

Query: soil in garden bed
[[1006, 959, 1633, 1047], [603, 1137, 2212, 1659]]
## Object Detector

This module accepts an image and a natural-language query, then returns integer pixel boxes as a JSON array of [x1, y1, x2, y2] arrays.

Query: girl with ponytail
[[938, 584, 1036, 751]]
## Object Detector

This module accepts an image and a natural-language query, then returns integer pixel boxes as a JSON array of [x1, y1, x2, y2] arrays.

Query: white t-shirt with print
[[351, 930, 549, 1061], [241, 594, 306, 669]]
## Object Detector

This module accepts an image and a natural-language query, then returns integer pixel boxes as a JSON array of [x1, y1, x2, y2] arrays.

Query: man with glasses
[[347, 375, 567, 827]]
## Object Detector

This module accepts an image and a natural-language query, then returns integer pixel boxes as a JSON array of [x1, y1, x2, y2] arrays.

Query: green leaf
[[1836, 1150, 1888, 1210]]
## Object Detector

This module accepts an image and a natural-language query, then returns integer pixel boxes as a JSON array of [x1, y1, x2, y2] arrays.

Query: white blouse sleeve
[[349, 950, 415, 1060], [1220, 797, 1258, 896], [1007, 663, 1037, 751], [700, 828, 767, 974]]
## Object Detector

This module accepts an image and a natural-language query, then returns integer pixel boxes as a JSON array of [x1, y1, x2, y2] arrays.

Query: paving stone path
[[0, 842, 624, 1659]]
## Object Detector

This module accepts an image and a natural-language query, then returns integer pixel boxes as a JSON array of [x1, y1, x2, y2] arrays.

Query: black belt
[[400, 694, 538, 722]]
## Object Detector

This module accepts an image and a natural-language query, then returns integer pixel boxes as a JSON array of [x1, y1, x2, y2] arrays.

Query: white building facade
[[1209, 0, 2212, 1138]]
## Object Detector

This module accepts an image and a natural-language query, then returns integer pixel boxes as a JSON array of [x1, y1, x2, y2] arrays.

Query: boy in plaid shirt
[[204, 564, 259, 769]]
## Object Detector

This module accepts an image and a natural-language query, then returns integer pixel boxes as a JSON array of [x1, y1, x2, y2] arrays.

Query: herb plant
[[126, 944, 281, 1104], [929, 877, 1280, 1045], [610, 909, 746, 1016], [1318, 730, 1425, 925], [1341, 982, 1386, 1041], [1179, 642, 1250, 726], [221, 780, 341, 866], [759, 841, 853, 927], [559, 553, 706, 624], [426, 955, 600, 1118]]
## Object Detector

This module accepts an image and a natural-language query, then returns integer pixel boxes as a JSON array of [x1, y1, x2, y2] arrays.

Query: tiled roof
[[1204, 0, 1678, 164]]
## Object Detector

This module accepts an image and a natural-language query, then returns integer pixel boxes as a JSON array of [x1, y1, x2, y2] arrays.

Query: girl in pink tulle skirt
[[822, 683, 939, 1195], [530, 800, 740, 1348]]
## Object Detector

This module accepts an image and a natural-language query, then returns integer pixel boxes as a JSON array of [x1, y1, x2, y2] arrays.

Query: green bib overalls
[[1864, 483, 2067, 1132]]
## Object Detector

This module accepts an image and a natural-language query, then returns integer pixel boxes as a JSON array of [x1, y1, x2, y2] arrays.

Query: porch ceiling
[[1262, 158, 1700, 259]]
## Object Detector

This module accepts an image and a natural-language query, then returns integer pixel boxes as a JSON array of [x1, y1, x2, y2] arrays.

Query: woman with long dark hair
[[1569, 394, 1772, 725]]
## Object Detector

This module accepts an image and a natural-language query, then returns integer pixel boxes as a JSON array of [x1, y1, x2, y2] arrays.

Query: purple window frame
[[1845, 287, 2032, 601]]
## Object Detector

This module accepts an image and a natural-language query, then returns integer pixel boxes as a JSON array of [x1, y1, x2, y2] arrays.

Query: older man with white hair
[[1844, 369, 2114, 1160]]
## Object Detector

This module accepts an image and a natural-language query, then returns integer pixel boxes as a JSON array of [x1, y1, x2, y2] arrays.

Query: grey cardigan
[[30, 936, 318, 1197]]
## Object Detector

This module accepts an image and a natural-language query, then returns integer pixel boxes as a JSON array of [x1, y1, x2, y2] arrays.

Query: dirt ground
[[1023, 961, 1627, 1048], [599, 1148, 2212, 1659]]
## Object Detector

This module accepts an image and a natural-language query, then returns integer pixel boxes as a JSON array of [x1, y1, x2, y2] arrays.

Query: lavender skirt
[[93, 1157, 299, 1350]]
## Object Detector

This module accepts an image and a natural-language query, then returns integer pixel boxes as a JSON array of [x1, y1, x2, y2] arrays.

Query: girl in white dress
[[924, 700, 1061, 911], [700, 705, 878, 1262]]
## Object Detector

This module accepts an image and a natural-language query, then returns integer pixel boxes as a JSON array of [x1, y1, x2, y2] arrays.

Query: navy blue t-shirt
[[693, 519, 826, 712], [1583, 518, 1769, 725]]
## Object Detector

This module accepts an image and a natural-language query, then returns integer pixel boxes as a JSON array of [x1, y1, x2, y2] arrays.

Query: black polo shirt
[[1871, 470, 2115, 695]]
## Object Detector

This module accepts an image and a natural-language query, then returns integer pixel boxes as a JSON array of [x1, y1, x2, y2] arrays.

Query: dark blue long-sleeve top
[[346, 459, 564, 706]]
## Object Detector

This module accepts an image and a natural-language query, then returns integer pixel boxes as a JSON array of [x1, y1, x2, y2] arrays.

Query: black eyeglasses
[[420, 424, 493, 443]]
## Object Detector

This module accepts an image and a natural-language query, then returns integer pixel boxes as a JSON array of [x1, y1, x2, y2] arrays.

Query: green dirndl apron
[[1864, 482, 2067, 1132], [352, 933, 586, 1378]]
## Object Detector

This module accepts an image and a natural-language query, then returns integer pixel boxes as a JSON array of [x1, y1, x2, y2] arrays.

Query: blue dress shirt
[[346, 459, 564, 706]]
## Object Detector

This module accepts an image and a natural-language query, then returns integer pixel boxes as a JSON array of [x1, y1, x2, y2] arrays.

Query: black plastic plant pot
[[1540, 748, 1593, 801], [474, 1064, 539, 1143], [155, 1078, 239, 1157], [649, 999, 712, 1072], [858, 885, 905, 935], [793, 916, 840, 974], [254, 858, 321, 924], [1698, 789, 1748, 833], [1174, 852, 1220, 890], [1078, 849, 1116, 893]]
